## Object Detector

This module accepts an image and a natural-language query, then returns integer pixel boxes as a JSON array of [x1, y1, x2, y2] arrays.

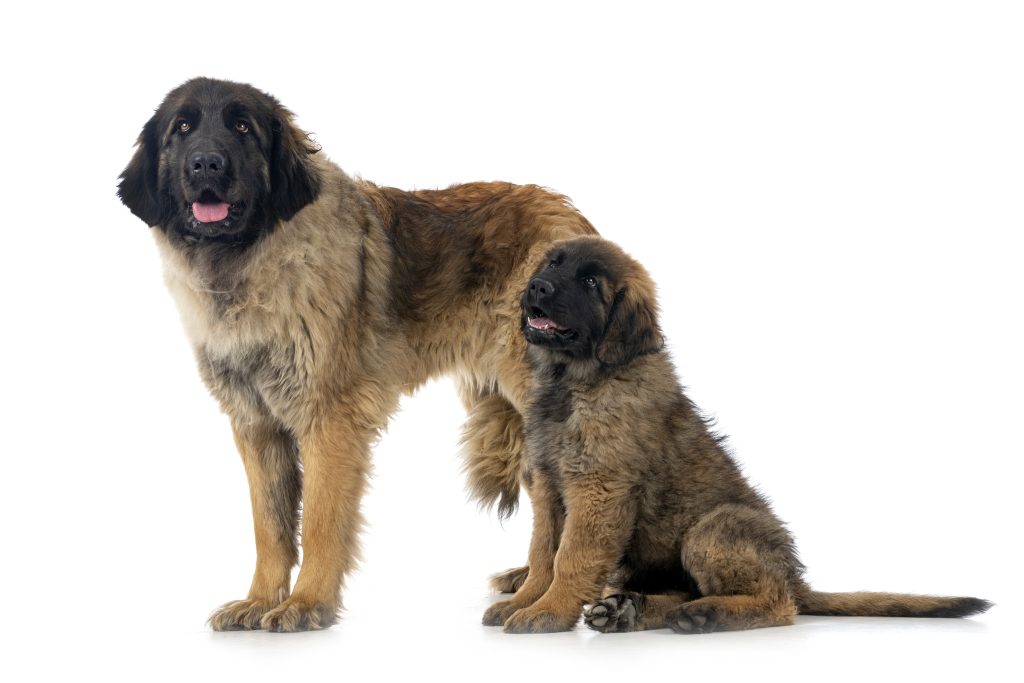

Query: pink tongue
[[192, 201, 230, 223], [529, 317, 561, 330]]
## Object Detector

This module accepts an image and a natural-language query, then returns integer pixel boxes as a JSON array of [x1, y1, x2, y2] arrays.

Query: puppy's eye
[[235, 120, 250, 134], [177, 120, 191, 134], [582, 276, 598, 289]]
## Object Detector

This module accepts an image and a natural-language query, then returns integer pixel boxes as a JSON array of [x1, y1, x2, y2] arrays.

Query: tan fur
[[147, 154, 594, 629], [487, 236, 990, 634]]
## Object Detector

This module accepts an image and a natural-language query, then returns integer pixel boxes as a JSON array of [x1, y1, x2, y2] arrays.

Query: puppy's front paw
[[503, 606, 578, 634], [584, 593, 640, 633], [260, 597, 338, 632], [483, 599, 522, 626]]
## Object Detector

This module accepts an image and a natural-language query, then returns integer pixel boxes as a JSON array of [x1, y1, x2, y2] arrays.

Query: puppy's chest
[[525, 379, 632, 480]]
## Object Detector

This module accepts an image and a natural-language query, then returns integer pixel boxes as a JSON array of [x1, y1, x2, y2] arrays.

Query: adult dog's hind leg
[[458, 385, 532, 591], [667, 504, 799, 634], [208, 419, 301, 631], [491, 566, 530, 593]]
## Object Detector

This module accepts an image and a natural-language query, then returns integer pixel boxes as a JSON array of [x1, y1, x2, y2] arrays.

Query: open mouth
[[190, 189, 235, 224], [527, 316, 568, 332], [525, 307, 574, 339]]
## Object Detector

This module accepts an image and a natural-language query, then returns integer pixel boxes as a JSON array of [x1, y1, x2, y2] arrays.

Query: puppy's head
[[118, 77, 321, 248], [521, 237, 664, 366]]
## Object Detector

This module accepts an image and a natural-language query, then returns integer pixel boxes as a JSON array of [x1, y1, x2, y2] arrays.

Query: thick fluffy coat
[[482, 236, 990, 633], [119, 77, 594, 631]]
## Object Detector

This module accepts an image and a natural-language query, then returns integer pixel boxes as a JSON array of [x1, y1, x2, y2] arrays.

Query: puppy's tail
[[797, 588, 991, 618]]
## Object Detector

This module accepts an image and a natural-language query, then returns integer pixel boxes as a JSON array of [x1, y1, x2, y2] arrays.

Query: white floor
[[11, 588, 1009, 683]]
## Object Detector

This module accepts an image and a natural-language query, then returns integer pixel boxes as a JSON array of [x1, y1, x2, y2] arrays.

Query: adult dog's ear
[[270, 111, 322, 221], [118, 115, 164, 226], [596, 285, 665, 366]]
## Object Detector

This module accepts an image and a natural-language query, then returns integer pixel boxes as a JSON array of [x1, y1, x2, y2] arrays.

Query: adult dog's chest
[[198, 336, 309, 426], [167, 276, 313, 426]]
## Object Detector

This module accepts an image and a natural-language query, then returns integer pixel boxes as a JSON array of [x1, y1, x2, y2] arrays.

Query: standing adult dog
[[118, 77, 594, 631], [483, 236, 990, 633]]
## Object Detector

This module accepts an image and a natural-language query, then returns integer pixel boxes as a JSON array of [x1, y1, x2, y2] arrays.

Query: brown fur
[[120, 79, 596, 631], [483, 236, 991, 634]]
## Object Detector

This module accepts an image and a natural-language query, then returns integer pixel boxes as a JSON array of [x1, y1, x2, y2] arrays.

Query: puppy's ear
[[270, 112, 322, 221], [596, 285, 664, 366], [118, 115, 164, 226]]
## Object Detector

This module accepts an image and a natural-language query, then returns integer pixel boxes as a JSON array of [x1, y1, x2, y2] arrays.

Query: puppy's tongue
[[528, 317, 564, 331], [192, 201, 230, 223]]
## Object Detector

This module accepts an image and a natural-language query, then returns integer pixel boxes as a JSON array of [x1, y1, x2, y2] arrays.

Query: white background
[[1, 1, 1020, 681]]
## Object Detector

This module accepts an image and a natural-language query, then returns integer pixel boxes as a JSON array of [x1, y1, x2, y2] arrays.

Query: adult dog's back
[[118, 77, 594, 631]]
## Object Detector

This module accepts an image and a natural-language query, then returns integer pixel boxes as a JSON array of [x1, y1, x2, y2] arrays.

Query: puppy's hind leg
[[668, 504, 800, 634], [585, 591, 693, 633]]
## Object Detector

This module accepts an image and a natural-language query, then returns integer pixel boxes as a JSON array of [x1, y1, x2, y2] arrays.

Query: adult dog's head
[[521, 236, 664, 367], [118, 77, 321, 248]]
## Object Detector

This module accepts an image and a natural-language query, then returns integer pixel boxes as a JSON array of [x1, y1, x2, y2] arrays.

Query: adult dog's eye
[[582, 276, 598, 288], [177, 120, 191, 134], [235, 119, 250, 134]]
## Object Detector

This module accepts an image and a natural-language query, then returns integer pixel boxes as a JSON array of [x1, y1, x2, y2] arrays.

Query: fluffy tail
[[457, 391, 524, 519], [798, 589, 992, 618]]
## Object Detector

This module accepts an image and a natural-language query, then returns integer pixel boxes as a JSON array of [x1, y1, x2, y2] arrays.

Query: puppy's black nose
[[528, 277, 556, 299], [190, 151, 227, 177]]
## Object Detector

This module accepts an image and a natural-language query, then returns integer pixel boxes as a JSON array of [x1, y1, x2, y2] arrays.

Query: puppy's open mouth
[[525, 307, 574, 339], [527, 316, 568, 332], [191, 189, 234, 224]]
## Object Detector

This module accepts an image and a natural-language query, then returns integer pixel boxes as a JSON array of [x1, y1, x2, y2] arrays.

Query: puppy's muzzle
[[526, 277, 556, 305]]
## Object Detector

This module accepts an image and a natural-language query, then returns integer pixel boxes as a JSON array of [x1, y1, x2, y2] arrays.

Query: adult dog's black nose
[[190, 151, 227, 178], [528, 277, 556, 300]]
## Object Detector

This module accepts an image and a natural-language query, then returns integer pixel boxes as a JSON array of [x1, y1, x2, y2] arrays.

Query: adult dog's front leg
[[209, 419, 301, 631], [260, 406, 378, 632]]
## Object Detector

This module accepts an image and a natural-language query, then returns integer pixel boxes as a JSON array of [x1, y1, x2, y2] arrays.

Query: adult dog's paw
[[208, 598, 280, 631], [260, 597, 338, 632]]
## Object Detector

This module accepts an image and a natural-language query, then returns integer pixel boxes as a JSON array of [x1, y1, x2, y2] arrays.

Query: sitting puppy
[[482, 236, 991, 634]]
